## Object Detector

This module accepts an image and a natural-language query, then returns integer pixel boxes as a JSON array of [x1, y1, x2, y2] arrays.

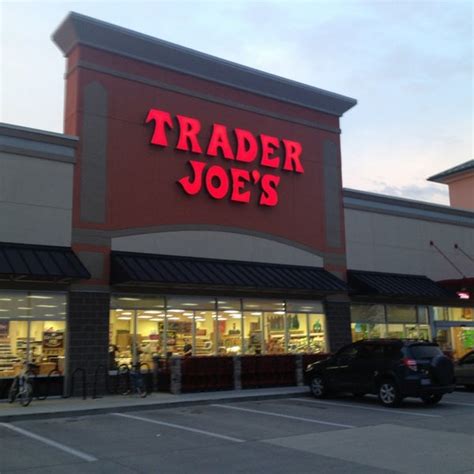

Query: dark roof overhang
[[0, 242, 90, 283], [347, 269, 464, 305], [428, 159, 474, 183], [111, 251, 348, 297]]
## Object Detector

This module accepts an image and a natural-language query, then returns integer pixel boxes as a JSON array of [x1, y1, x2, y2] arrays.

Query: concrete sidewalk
[[0, 386, 308, 422]]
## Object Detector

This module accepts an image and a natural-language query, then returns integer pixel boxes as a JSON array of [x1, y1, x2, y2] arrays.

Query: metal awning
[[0, 242, 90, 282], [348, 270, 455, 299], [111, 251, 348, 294]]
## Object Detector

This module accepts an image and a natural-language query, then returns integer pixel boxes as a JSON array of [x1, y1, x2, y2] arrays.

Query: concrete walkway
[[0, 386, 308, 422]]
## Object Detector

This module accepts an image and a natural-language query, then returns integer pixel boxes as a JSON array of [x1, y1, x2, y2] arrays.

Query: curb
[[0, 389, 309, 423]]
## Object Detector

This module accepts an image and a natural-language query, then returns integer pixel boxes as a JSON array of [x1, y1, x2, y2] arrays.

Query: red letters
[[260, 134, 280, 169], [146, 109, 173, 146], [146, 107, 304, 207], [282, 139, 304, 173], [205, 165, 229, 200], [259, 174, 280, 207], [207, 124, 234, 160], [178, 160, 206, 195], [176, 115, 202, 154], [235, 128, 258, 163], [230, 168, 251, 203]]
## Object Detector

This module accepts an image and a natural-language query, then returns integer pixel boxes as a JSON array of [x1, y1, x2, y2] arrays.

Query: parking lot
[[1, 391, 473, 474]]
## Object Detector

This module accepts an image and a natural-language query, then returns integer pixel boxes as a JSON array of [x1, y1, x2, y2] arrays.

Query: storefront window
[[417, 324, 431, 340], [286, 313, 308, 353], [286, 301, 323, 313], [386, 305, 417, 323], [264, 310, 286, 354], [350, 304, 385, 323], [243, 312, 263, 354], [111, 294, 165, 310], [135, 309, 164, 363], [434, 325, 474, 360], [352, 323, 386, 341], [194, 311, 214, 356], [308, 313, 327, 353], [243, 298, 285, 312], [217, 299, 242, 356], [0, 291, 67, 378], [109, 295, 327, 360], [387, 323, 408, 338], [351, 303, 431, 342], [417, 306, 429, 324], [109, 310, 134, 368], [433, 307, 474, 322], [166, 310, 193, 358], [0, 321, 28, 377], [30, 320, 66, 374]]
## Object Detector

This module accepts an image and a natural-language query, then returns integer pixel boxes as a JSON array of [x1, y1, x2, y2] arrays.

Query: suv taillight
[[403, 357, 418, 372]]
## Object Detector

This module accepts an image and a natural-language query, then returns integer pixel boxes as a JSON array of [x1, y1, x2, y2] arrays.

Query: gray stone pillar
[[295, 354, 304, 386], [170, 357, 182, 394], [324, 300, 352, 352], [233, 356, 242, 390], [66, 290, 110, 397]]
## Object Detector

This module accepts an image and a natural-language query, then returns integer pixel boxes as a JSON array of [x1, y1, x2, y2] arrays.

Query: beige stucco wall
[[0, 150, 74, 246], [112, 230, 325, 267], [345, 207, 474, 281], [448, 173, 474, 210]]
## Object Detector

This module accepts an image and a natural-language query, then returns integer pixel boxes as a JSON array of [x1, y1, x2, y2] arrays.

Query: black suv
[[305, 339, 455, 407]]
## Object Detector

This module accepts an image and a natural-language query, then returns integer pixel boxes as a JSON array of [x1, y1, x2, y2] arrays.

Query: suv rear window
[[408, 345, 443, 359]]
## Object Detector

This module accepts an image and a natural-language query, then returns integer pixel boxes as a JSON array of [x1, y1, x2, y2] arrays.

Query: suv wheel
[[378, 380, 402, 407], [310, 375, 328, 398], [421, 394, 443, 405]]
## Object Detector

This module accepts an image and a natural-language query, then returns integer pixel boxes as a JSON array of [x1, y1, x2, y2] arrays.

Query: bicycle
[[8, 362, 35, 407], [120, 363, 147, 398]]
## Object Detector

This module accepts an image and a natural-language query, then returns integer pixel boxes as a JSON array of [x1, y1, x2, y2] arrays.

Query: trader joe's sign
[[145, 108, 304, 207]]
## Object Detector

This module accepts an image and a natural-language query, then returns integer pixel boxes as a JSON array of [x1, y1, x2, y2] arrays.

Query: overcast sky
[[1, 0, 472, 205]]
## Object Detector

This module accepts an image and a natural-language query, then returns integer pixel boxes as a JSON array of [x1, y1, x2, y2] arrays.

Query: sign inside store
[[457, 291, 470, 300], [146, 108, 304, 206]]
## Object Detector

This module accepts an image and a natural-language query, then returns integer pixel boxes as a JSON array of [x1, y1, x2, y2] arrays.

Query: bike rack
[[64, 367, 87, 400], [139, 362, 152, 393], [36, 369, 62, 401]]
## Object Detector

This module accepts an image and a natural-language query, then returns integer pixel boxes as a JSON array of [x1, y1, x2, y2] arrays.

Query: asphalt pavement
[[1, 390, 473, 473]]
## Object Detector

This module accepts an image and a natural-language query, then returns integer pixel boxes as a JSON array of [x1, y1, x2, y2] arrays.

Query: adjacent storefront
[[350, 303, 474, 359], [351, 304, 431, 342], [432, 306, 474, 359]]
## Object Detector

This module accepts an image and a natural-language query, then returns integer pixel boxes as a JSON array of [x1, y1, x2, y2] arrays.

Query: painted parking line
[[0, 422, 97, 462], [288, 398, 442, 418], [211, 404, 355, 428], [443, 401, 474, 408], [112, 412, 245, 443]]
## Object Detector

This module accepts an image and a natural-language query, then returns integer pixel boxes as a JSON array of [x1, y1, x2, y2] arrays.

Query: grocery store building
[[0, 13, 472, 394]]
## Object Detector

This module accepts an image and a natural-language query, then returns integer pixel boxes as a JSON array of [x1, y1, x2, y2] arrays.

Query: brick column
[[324, 300, 352, 352], [66, 290, 110, 397]]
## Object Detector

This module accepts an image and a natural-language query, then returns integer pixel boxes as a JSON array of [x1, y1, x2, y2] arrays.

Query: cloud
[[368, 180, 449, 205]]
